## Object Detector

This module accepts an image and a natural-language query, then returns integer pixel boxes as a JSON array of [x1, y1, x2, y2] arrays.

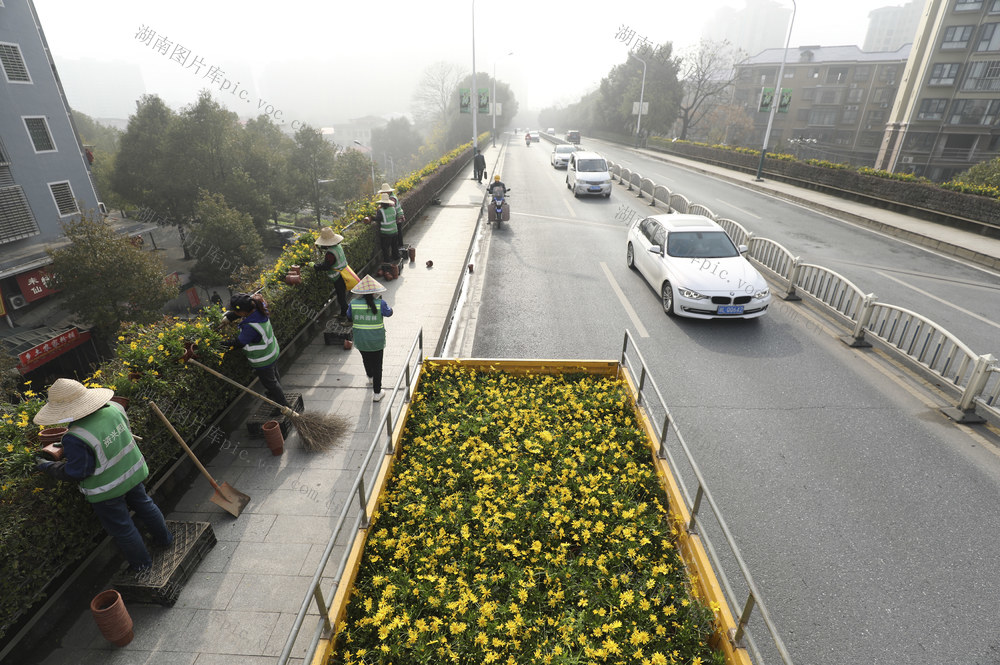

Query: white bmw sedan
[[626, 214, 771, 319]]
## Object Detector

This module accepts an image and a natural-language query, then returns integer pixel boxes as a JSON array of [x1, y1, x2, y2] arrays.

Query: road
[[461, 133, 1000, 665]]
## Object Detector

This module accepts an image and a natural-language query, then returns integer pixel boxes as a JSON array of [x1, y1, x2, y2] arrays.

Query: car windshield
[[666, 231, 739, 258], [577, 159, 607, 172], [555, 146, 575, 154]]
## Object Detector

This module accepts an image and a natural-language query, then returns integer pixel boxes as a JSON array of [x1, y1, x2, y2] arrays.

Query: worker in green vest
[[374, 192, 401, 263], [225, 293, 289, 407], [346, 275, 393, 402], [34, 379, 173, 574], [378, 182, 405, 229], [311, 227, 349, 320]]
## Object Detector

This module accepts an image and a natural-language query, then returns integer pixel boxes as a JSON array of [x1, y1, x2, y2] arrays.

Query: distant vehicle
[[625, 214, 771, 319], [565, 150, 611, 198], [265, 227, 300, 247], [546, 127, 555, 134], [528, 131, 540, 143], [550, 144, 577, 168], [566, 130, 581, 144]]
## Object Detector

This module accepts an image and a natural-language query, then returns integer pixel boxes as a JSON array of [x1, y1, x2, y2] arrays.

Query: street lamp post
[[754, 0, 797, 182], [628, 51, 647, 148], [471, 0, 477, 153], [353, 140, 377, 196], [492, 51, 514, 148]]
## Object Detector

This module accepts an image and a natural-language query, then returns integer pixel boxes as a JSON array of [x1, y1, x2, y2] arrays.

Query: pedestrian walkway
[[625, 145, 1000, 271], [26, 143, 501, 665]]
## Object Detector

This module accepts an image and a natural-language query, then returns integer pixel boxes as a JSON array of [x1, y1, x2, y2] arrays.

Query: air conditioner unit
[[7, 294, 27, 310], [900, 156, 914, 164]]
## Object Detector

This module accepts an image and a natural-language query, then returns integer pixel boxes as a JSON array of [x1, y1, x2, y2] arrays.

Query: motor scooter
[[488, 186, 511, 226], [525, 134, 531, 147]]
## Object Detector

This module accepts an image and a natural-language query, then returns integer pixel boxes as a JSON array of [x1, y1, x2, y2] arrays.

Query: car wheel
[[603, 192, 611, 198], [566, 177, 571, 190], [573, 189, 580, 198], [626, 243, 635, 269], [661, 281, 675, 316]]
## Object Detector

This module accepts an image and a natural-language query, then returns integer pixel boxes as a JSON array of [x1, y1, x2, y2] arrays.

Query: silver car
[[550, 144, 577, 168], [626, 214, 771, 319]]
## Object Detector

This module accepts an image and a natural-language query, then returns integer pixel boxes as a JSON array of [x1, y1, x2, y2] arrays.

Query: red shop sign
[[18, 327, 92, 374], [15, 269, 59, 303]]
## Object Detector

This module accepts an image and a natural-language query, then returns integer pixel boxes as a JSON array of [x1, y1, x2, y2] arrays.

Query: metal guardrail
[[793, 264, 867, 323], [689, 203, 716, 219], [669, 192, 691, 213], [620, 330, 794, 665], [278, 329, 425, 665], [747, 237, 797, 281], [716, 217, 753, 247]]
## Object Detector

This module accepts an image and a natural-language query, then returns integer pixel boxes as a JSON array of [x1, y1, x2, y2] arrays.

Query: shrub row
[[0, 135, 484, 643]]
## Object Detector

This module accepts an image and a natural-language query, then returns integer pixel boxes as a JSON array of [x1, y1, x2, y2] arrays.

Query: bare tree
[[676, 40, 748, 141], [412, 61, 465, 130]]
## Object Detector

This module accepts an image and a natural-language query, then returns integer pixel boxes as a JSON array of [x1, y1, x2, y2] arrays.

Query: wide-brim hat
[[378, 182, 395, 194], [34, 378, 114, 425], [377, 193, 394, 205], [314, 227, 344, 246], [351, 275, 387, 295]]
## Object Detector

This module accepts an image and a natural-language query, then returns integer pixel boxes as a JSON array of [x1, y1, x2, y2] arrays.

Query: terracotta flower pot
[[284, 273, 302, 285], [38, 427, 68, 445], [343, 339, 353, 350], [262, 420, 284, 456], [407, 246, 416, 262], [90, 589, 134, 647]]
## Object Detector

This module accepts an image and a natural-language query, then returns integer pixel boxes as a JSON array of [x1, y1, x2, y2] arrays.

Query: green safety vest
[[323, 245, 348, 280], [70, 403, 148, 503], [394, 197, 404, 220], [378, 205, 398, 235], [243, 319, 280, 367], [350, 298, 386, 351]]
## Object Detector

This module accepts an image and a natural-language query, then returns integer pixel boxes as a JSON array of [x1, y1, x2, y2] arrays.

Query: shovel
[[149, 401, 251, 518]]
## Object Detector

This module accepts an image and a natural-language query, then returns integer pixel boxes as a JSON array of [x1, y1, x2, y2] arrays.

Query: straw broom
[[180, 342, 348, 451]]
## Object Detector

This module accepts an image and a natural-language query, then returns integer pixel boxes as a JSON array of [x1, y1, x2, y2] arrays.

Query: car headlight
[[754, 288, 770, 300], [678, 287, 708, 300]]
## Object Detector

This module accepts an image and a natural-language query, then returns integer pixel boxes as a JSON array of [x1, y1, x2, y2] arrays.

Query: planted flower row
[[333, 364, 723, 665]]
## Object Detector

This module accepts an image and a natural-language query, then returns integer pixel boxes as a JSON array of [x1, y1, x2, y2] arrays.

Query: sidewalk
[[626, 146, 1000, 271], [27, 144, 499, 665]]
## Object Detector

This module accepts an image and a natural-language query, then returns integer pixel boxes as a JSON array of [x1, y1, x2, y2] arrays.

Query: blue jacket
[[236, 310, 269, 348]]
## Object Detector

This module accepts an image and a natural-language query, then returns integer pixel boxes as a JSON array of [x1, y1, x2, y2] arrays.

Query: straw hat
[[34, 378, 114, 425], [351, 275, 387, 295], [377, 182, 395, 194], [314, 227, 344, 246], [377, 193, 394, 206]]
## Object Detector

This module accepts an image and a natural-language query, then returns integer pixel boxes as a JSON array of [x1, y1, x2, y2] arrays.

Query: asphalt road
[[466, 133, 1000, 665]]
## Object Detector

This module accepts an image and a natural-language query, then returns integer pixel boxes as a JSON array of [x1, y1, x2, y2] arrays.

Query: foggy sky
[[32, 0, 890, 126]]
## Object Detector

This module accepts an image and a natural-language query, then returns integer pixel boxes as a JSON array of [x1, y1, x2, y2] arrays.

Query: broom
[[180, 342, 348, 451]]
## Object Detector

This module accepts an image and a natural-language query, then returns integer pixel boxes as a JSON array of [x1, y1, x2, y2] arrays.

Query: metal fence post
[[313, 586, 333, 637], [841, 293, 876, 348], [356, 479, 369, 529], [783, 257, 802, 301], [942, 353, 997, 423]]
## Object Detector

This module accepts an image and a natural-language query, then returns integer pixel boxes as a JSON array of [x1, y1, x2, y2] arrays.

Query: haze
[[33, 0, 886, 125]]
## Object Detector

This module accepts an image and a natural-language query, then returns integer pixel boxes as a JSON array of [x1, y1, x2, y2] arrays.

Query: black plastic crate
[[111, 521, 216, 607], [246, 392, 303, 438]]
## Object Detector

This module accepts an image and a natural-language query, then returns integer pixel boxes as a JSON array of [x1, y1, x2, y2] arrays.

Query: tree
[[675, 40, 748, 141], [331, 148, 380, 203], [71, 110, 121, 154], [597, 43, 682, 137], [111, 94, 175, 213], [445, 72, 519, 149], [241, 115, 298, 223], [47, 212, 177, 346], [188, 192, 264, 286], [701, 103, 755, 146], [413, 62, 464, 131], [372, 117, 423, 179], [289, 124, 338, 226], [953, 157, 1000, 187]]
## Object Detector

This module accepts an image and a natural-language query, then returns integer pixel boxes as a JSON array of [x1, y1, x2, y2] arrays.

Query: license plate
[[717, 305, 744, 315], [588, 186, 601, 192]]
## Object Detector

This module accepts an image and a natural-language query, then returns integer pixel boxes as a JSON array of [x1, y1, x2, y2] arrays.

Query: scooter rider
[[490, 174, 508, 199], [524, 132, 531, 147]]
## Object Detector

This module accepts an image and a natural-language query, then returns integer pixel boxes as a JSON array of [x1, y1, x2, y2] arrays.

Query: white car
[[550, 144, 577, 168], [626, 214, 771, 319]]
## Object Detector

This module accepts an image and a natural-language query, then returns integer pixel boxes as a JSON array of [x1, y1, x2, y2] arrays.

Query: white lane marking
[[875, 270, 1000, 331], [717, 199, 761, 219], [601, 261, 650, 338], [562, 197, 577, 218], [518, 211, 621, 229]]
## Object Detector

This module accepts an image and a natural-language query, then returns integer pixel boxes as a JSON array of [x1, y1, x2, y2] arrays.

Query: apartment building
[[732, 45, 911, 165], [877, 0, 1000, 180], [865, 0, 929, 52]]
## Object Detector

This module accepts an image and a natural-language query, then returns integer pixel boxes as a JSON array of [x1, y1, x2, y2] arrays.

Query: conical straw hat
[[351, 275, 387, 295], [34, 378, 114, 425]]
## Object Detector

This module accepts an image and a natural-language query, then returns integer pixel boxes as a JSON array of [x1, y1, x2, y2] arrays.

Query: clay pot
[[110, 396, 130, 411], [425, 260, 433, 268], [343, 339, 353, 350], [262, 420, 284, 456], [407, 246, 416, 262], [284, 273, 302, 285], [90, 589, 134, 647], [468, 264, 474, 273], [38, 427, 68, 445]]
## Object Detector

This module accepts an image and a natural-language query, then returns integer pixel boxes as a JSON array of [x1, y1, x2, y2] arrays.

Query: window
[[842, 106, 860, 124], [868, 110, 888, 124], [918, 98, 948, 120], [873, 87, 891, 103], [943, 25, 974, 49], [818, 89, 840, 104], [930, 63, 961, 85], [992, 0, 1000, 13], [0, 42, 31, 83], [23, 117, 55, 152], [847, 88, 864, 103], [802, 88, 816, 101], [948, 98, 1000, 124], [809, 68, 820, 79], [48, 181, 78, 216], [826, 67, 848, 84], [956, 0, 983, 9], [796, 109, 811, 121], [854, 66, 871, 81], [963, 60, 1000, 90], [808, 109, 837, 126], [0, 186, 41, 244], [880, 65, 899, 81], [977, 23, 1000, 51]]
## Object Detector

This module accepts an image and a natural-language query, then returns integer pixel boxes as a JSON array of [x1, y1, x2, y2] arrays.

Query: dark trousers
[[255, 363, 289, 407], [333, 275, 348, 316], [380, 232, 400, 263], [475, 167, 484, 182], [359, 349, 384, 393], [91, 482, 173, 570]]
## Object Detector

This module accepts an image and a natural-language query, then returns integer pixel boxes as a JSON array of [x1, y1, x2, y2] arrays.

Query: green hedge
[[0, 136, 482, 643]]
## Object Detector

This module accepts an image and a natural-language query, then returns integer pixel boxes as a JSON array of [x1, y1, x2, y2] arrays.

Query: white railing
[[748, 237, 797, 281], [669, 193, 691, 213], [793, 264, 867, 323], [716, 217, 753, 247], [689, 203, 716, 219]]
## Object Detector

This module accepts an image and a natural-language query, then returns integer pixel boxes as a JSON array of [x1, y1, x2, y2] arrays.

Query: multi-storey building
[[732, 45, 911, 165], [865, 0, 929, 52], [877, 0, 1000, 180], [0, 0, 102, 371], [702, 0, 791, 59]]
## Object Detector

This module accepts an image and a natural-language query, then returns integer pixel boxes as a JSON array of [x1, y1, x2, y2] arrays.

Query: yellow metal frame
[[309, 357, 752, 665]]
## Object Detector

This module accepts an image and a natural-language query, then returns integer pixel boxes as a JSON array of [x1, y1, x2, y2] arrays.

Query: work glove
[[35, 457, 68, 479], [223, 310, 240, 322]]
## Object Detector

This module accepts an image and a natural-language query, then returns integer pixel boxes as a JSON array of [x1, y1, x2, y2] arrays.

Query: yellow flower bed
[[332, 364, 722, 665]]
